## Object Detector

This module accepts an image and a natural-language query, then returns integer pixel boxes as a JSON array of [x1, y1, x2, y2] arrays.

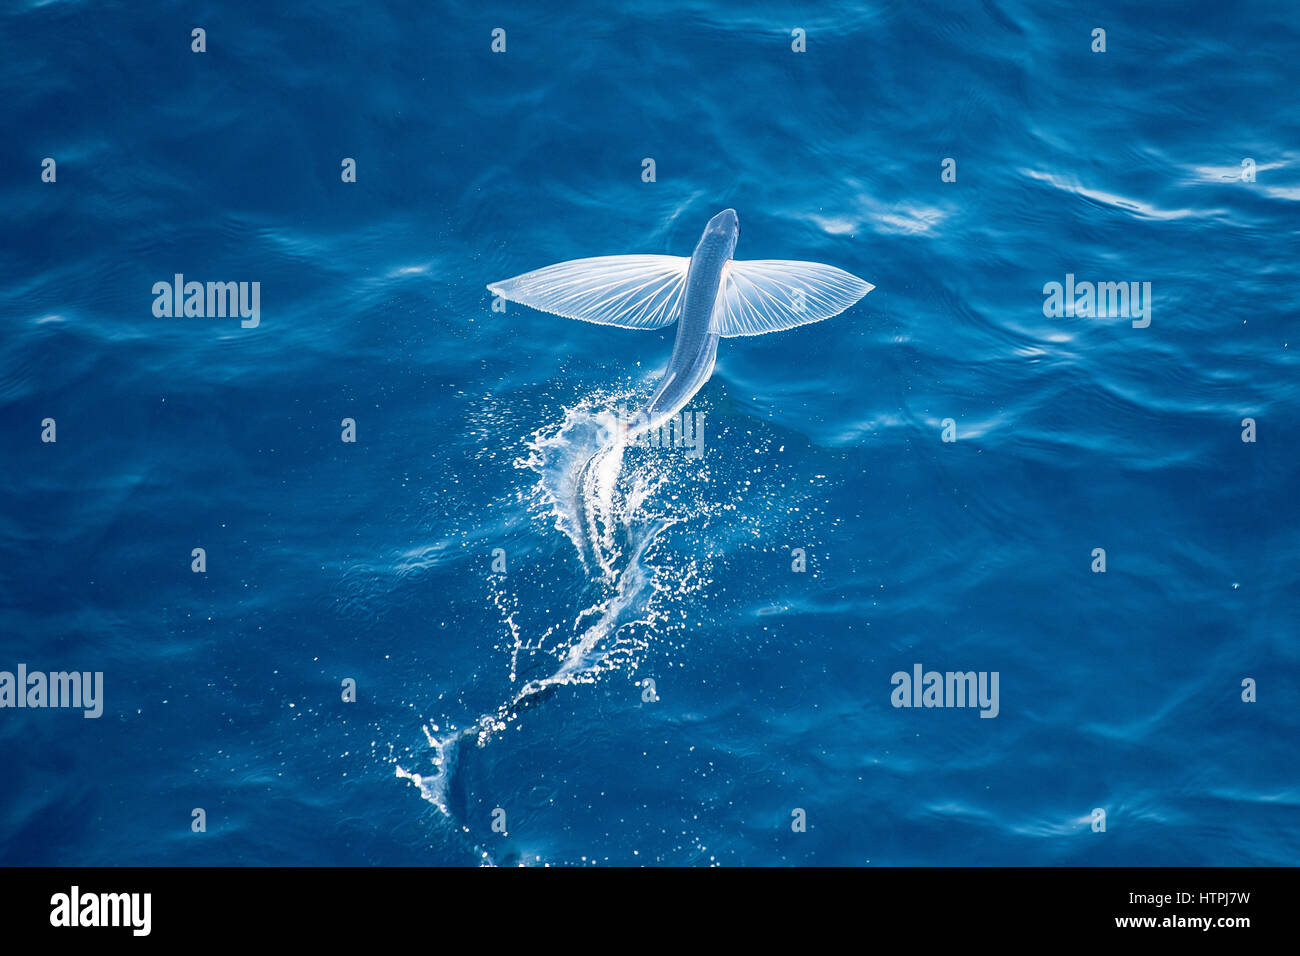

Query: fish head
[[698, 208, 740, 259]]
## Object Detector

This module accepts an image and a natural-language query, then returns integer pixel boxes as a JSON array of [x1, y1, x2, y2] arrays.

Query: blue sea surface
[[2, 0, 1298, 866]]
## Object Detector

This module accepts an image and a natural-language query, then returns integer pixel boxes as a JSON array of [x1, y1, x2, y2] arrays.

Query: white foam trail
[[400, 393, 683, 834], [395, 722, 458, 816]]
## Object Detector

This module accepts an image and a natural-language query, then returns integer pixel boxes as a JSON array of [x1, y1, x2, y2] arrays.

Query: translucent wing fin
[[709, 259, 874, 337], [487, 255, 691, 330]]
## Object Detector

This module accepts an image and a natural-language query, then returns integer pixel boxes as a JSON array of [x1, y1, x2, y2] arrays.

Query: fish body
[[639, 208, 738, 431]]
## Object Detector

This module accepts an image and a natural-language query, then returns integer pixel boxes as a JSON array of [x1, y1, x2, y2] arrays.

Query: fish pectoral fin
[[708, 259, 874, 337], [487, 255, 691, 330]]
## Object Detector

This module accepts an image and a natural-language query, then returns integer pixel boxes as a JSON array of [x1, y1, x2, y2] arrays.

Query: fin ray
[[487, 255, 690, 330], [709, 259, 874, 337]]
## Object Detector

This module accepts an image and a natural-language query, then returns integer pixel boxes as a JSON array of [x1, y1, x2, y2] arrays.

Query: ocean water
[[2, 0, 1297, 867]]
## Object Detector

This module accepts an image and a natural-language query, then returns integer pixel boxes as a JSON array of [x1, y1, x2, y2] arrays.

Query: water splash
[[396, 390, 715, 854]]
